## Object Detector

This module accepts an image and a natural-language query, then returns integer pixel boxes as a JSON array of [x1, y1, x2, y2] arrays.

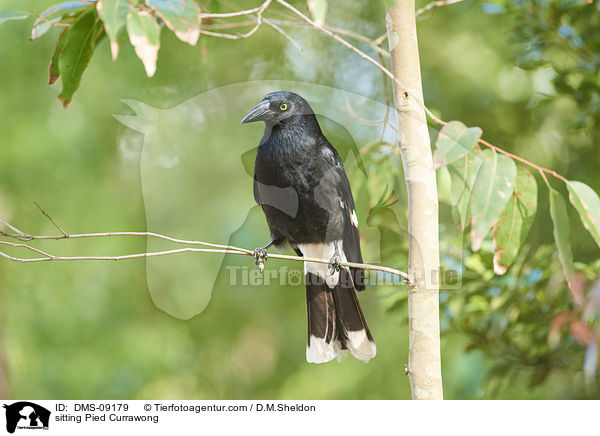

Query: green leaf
[[448, 151, 482, 230], [147, 0, 201, 45], [127, 9, 161, 77], [307, 0, 328, 25], [49, 27, 69, 85], [0, 10, 31, 24], [433, 121, 482, 168], [567, 180, 600, 248], [97, 0, 130, 60], [57, 9, 104, 108], [549, 187, 575, 286], [31, 16, 62, 40], [493, 166, 537, 274], [470, 150, 516, 251]]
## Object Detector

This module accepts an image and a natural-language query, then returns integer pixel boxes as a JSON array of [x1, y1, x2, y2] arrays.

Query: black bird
[[241, 91, 375, 363]]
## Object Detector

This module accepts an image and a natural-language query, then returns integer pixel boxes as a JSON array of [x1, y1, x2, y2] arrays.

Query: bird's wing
[[321, 141, 366, 291]]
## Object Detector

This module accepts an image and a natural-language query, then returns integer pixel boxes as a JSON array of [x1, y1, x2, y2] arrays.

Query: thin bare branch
[[264, 18, 304, 51], [201, 0, 272, 18], [0, 230, 252, 254], [200, 28, 253, 39], [0, 242, 410, 282], [477, 138, 568, 183], [0, 219, 26, 237], [416, 0, 465, 17], [33, 201, 69, 237], [202, 19, 257, 30], [199, 0, 270, 40], [0, 240, 54, 258], [265, 18, 390, 58], [0, 211, 411, 283], [0, 246, 243, 263], [200, 16, 263, 39]]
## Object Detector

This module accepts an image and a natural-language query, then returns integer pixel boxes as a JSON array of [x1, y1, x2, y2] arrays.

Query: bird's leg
[[328, 241, 342, 275], [254, 238, 279, 273]]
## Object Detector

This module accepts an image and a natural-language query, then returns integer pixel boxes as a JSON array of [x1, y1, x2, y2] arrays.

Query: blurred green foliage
[[1, 0, 600, 400]]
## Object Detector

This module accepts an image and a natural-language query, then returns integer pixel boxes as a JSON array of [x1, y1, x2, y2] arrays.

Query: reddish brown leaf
[[570, 319, 594, 346]]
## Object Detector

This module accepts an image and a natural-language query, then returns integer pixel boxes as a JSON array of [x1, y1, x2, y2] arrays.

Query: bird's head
[[241, 91, 314, 126]]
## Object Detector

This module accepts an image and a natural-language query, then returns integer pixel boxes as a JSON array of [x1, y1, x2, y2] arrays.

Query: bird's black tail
[[305, 268, 376, 363]]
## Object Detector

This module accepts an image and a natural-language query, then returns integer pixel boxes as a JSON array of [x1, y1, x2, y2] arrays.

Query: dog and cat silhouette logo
[[2, 402, 50, 433]]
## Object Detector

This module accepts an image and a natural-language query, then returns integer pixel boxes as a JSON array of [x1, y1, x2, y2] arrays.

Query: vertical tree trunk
[[385, 1, 443, 400]]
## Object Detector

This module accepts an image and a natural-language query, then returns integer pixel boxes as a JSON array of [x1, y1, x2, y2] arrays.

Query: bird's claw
[[254, 247, 268, 273], [328, 252, 341, 275]]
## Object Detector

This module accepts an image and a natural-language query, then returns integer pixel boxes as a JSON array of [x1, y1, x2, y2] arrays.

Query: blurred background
[[0, 0, 599, 399]]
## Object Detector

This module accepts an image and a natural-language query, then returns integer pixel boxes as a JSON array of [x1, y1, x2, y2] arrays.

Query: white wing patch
[[350, 209, 359, 228]]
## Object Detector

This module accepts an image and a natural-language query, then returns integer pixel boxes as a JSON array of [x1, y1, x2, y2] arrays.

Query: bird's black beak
[[241, 100, 270, 124]]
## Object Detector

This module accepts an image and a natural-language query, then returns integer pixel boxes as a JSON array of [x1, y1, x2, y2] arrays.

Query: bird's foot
[[254, 247, 269, 273], [328, 251, 342, 275]]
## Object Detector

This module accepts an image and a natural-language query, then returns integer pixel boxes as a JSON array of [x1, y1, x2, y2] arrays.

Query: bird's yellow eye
[[280, 103, 288, 111]]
